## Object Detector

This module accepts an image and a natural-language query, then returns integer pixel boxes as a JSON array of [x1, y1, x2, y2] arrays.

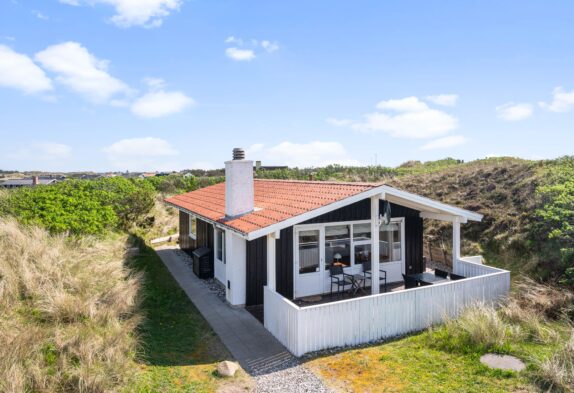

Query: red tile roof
[[165, 179, 383, 236]]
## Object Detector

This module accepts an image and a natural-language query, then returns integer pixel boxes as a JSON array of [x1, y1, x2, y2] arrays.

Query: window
[[325, 225, 351, 270], [298, 230, 320, 274], [216, 228, 225, 263], [380, 221, 402, 263], [353, 223, 371, 241], [353, 223, 371, 266], [189, 214, 197, 239]]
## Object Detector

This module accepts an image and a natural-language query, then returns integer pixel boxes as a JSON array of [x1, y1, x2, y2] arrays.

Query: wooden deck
[[293, 281, 405, 307]]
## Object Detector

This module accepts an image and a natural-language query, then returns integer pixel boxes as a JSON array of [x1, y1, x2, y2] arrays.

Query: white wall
[[224, 159, 254, 217], [225, 231, 247, 306]]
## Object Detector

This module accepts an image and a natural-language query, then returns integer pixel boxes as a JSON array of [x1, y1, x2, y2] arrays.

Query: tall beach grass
[[0, 219, 141, 392]]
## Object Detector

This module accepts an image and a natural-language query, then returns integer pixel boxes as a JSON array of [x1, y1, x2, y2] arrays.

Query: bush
[[0, 219, 141, 392], [1, 178, 155, 235]]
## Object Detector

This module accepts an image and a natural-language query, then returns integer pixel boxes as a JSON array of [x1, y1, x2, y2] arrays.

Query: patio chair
[[330, 266, 354, 296], [402, 274, 419, 289], [435, 269, 449, 278], [449, 273, 465, 280], [361, 260, 388, 292], [418, 280, 433, 286]]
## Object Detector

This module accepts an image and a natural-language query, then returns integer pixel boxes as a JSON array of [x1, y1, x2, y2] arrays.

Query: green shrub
[[1, 178, 155, 235]]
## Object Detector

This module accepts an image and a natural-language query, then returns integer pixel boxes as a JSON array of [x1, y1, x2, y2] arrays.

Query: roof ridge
[[254, 178, 384, 187]]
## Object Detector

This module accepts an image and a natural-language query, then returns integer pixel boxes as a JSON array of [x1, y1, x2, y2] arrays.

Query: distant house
[[0, 177, 59, 189], [255, 160, 288, 171], [165, 148, 510, 357]]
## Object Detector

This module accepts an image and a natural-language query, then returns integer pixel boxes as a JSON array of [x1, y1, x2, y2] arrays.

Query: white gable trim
[[381, 185, 483, 222]]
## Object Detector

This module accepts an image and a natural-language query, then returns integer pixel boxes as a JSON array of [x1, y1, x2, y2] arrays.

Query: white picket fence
[[264, 257, 510, 356]]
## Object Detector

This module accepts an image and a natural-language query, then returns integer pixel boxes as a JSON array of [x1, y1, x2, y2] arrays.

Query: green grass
[[307, 330, 539, 393], [127, 241, 252, 393]]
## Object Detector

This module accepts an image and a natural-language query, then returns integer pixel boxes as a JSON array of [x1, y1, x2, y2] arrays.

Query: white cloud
[[246, 143, 265, 155], [224, 36, 243, 45], [253, 141, 361, 168], [35, 41, 130, 103], [496, 102, 533, 121], [131, 90, 194, 118], [420, 135, 466, 150], [326, 117, 353, 127], [104, 137, 178, 156], [426, 94, 458, 107], [143, 76, 166, 90], [32, 10, 49, 20], [224, 36, 279, 61], [0, 45, 53, 94], [261, 40, 279, 53], [376, 96, 429, 112], [59, 0, 183, 28], [539, 87, 574, 113], [333, 96, 458, 139], [8, 142, 72, 160], [225, 47, 256, 61], [103, 137, 181, 170]]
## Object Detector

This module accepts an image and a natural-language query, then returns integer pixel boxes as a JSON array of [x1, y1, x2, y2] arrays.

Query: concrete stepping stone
[[480, 354, 525, 372]]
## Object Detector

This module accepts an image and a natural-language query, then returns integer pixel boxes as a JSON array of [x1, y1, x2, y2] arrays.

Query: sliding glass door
[[294, 226, 324, 298]]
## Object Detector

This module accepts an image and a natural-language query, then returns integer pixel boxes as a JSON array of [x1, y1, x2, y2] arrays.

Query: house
[[0, 176, 59, 189], [166, 148, 510, 356]]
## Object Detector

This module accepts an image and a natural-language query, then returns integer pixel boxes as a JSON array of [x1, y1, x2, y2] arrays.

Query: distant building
[[0, 177, 59, 189], [255, 160, 288, 171]]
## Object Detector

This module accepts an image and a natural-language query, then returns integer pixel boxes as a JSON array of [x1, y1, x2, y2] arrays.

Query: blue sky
[[1, 0, 573, 172]]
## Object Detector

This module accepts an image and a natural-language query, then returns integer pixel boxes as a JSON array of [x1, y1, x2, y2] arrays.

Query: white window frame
[[215, 228, 226, 264], [189, 214, 197, 240], [294, 218, 406, 267], [379, 217, 405, 264]]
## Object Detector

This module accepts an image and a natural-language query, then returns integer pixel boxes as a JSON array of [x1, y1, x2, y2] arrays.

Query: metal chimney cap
[[232, 148, 245, 160]]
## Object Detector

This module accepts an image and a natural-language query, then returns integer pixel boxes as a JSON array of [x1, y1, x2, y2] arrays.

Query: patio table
[[350, 274, 367, 296], [407, 272, 450, 285]]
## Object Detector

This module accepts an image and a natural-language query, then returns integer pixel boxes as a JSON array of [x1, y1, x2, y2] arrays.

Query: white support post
[[371, 195, 381, 294], [452, 216, 461, 265], [267, 233, 276, 291]]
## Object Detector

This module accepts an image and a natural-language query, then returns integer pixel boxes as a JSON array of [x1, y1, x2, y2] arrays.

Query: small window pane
[[216, 229, 225, 263], [354, 244, 371, 265], [325, 225, 350, 270], [353, 223, 371, 241], [380, 222, 401, 263], [299, 230, 319, 274], [190, 215, 197, 238]]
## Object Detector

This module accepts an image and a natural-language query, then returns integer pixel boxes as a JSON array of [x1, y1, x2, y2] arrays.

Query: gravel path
[[170, 248, 332, 393], [253, 359, 331, 393]]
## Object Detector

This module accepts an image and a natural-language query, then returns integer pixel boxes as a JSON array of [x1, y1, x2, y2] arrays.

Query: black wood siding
[[178, 212, 214, 264], [245, 226, 294, 305], [275, 227, 294, 299], [179, 211, 194, 251], [244, 197, 424, 305], [246, 237, 267, 306]]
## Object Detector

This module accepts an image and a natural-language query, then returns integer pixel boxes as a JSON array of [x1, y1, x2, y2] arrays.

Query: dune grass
[[307, 279, 574, 393], [127, 241, 253, 393], [0, 219, 141, 393]]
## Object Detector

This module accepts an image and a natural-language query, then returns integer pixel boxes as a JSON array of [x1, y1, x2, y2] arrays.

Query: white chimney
[[225, 148, 254, 218]]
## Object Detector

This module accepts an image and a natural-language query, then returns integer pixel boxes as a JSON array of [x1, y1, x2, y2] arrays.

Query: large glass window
[[353, 223, 371, 241], [380, 222, 402, 263], [299, 230, 320, 274], [216, 228, 225, 263], [352, 223, 371, 266], [189, 215, 197, 239], [354, 243, 371, 265], [325, 225, 351, 270]]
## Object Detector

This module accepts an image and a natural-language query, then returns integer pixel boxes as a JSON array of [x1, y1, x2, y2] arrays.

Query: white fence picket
[[264, 258, 510, 357]]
